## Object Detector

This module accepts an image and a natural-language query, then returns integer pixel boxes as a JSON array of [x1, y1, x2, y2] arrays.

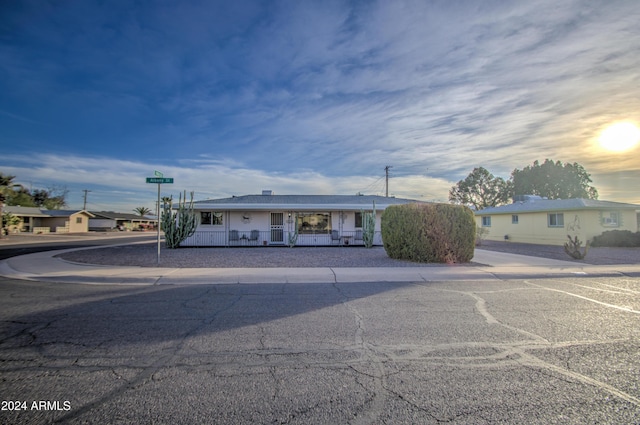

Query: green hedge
[[591, 230, 640, 247], [381, 203, 475, 263]]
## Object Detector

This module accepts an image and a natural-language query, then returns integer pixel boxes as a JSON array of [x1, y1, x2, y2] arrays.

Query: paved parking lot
[[1, 274, 639, 424]]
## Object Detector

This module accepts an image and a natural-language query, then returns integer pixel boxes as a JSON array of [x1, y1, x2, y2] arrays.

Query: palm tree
[[134, 206, 152, 217], [0, 173, 20, 239]]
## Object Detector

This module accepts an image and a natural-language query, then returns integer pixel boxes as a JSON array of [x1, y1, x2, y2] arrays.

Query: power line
[[358, 175, 385, 194]]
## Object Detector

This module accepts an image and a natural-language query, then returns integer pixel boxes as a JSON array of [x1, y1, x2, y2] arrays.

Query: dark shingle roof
[[193, 194, 422, 210], [3, 207, 94, 218], [45, 210, 95, 218], [91, 211, 152, 220]]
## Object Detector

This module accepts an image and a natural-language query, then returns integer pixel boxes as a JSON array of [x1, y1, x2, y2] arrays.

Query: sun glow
[[599, 122, 640, 152]]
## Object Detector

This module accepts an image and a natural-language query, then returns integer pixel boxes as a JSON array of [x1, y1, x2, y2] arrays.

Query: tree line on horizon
[[449, 159, 599, 211], [0, 172, 68, 210]]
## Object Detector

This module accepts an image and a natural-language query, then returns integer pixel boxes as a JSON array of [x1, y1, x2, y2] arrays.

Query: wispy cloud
[[1, 0, 639, 209]]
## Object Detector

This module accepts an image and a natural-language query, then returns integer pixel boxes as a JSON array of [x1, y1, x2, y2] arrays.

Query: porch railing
[[180, 230, 384, 247]]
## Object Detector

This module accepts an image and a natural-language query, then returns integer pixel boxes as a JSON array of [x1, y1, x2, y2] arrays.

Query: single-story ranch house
[[89, 211, 157, 231], [474, 196, 640, 245], [181, 191, 422, 247], [3, 206, 95, 233]]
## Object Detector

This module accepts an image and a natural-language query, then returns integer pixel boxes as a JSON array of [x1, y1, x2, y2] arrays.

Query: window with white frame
[[200, 211, 223, 225], [482, 216, 491, 227], [602, 211, 620, 227], [297, 212, 331, 234], [548, 213, 564, 227], [512, 215, 519, 224]]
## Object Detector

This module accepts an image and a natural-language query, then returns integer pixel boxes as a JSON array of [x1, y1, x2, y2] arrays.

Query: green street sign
[[146, 177, 174, 184]]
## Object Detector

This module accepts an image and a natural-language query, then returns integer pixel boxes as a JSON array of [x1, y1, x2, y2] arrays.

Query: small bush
[[381, 203, 475, 263], [591, 230, 640, 247], [564, 235, 589, 259]]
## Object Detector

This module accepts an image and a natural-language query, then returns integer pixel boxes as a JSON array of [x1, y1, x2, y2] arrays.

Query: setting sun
[[599, 122, 640, 152]]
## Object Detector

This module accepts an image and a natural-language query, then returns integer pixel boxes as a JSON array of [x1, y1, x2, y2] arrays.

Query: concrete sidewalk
[[1, 246, 639, 285]]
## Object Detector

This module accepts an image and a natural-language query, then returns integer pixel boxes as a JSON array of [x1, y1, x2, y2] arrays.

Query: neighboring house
[[4, 206, 94, 233], [90, 211, 157, 231], [2, 206, 50, 233], [181, 191, 422, 247], [474, 196, 640, 245]]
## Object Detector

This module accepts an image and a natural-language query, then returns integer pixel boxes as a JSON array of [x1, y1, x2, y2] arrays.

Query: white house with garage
[[180, 191, 423, 247]]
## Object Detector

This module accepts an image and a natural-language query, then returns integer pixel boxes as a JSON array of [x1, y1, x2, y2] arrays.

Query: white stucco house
[[180, 191, 423, 247], [474, 196, 640, 246]]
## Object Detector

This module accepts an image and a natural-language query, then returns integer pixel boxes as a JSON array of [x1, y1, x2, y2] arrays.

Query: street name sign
[[146, 174, 174, 264], [146, 177, 174, 184]]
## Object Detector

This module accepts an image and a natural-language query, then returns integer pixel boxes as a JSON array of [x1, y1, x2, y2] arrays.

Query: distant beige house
[[3, 206, 94, 233], [89, 211, 157, 231], [474, 196, 640, 246]]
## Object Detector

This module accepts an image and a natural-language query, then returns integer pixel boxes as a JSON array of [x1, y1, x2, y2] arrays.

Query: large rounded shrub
[[591, 230, 640, 247], [381, 203, 475, 263]]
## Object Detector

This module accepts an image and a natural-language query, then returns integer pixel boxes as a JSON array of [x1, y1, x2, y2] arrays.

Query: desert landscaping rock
[[56, 241, 639, 268]]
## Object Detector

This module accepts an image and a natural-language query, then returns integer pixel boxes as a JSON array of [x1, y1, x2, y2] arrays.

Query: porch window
[[548, 213, 564, 227], [481, 216, 491, 227], [297, 212, 331, 234], [355, 212, 363, 228], [200, 211, 223, 225]]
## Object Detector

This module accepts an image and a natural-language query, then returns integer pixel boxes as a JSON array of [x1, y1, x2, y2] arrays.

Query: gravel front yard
[[56, 240, 639, 268], [57, 245, 468, 268]]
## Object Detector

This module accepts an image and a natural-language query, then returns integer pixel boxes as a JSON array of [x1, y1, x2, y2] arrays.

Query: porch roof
[[192, 194, 422, 211], [2, 206, 97, 218], [3, 206, 50, 217]]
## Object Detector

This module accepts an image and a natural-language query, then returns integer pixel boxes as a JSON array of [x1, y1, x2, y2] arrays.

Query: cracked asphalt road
[[1, 275, 639, 424]]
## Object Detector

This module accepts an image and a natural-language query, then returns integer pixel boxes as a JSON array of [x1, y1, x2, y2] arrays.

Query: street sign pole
[[156, 182, 161, 265], [146, 176, 174, 265]]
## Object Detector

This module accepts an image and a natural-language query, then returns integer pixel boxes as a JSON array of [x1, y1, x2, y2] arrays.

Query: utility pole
[[0, 193, 4, 239], [384, 165, 392, 197], [82, 189, 91, 210]]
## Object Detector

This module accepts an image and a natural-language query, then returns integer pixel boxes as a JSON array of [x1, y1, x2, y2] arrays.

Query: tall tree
[[449, 167, 511, 210], [0, 173, 22, 238], [1, 175, 32, 207], [511, 159, 598, 200], [7, 188, 36, 207], [0, 173, 17, 188], [0, 174, 67, 209], [31, 186, 68, 209]]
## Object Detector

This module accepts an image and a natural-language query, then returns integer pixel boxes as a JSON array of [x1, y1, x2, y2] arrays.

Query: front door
[[270, 213, 284, 244]]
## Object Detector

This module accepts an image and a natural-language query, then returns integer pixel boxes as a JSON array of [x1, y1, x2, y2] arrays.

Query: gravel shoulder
[[56, 240, 639, 268], [478, 240, 640, 265]]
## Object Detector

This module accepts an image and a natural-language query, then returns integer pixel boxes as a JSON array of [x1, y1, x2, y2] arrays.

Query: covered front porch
[[180, 210, 383, 247]]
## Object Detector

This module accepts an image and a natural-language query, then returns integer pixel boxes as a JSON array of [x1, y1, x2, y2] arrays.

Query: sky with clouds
[[1, 0, 639, 212]]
